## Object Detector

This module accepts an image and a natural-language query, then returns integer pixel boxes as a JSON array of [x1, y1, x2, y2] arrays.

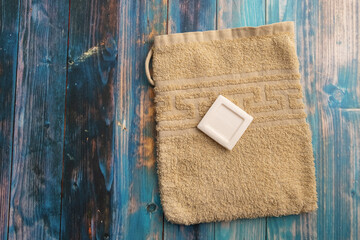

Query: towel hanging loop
[[145, 48, 155, 86]]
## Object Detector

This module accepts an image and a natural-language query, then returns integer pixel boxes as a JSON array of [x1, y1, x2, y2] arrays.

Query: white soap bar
[[197, 95, 253, 150]]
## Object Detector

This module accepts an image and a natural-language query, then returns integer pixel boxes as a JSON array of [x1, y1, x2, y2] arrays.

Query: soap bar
[[197, 95, 253, 150]]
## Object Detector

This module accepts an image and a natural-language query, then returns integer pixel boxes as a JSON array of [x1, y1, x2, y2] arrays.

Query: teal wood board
[[0, 0, 20, 239], [0, 0, 359, 239]]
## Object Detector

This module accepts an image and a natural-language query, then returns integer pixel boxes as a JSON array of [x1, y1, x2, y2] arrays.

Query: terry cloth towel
[[147, 21, 317, 225]]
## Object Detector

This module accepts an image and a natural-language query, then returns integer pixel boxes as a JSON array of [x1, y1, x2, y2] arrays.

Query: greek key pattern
[[155, 74, 307, 132]]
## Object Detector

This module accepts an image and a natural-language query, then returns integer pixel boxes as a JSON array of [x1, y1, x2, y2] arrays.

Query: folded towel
[[148, 21, 317, 225]]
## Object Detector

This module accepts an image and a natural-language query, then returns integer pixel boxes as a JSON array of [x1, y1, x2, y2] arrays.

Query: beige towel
[[149, 22, 317, 225]]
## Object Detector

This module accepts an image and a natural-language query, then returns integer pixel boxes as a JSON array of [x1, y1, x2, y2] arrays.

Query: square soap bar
[[197, 95, 253, 150]]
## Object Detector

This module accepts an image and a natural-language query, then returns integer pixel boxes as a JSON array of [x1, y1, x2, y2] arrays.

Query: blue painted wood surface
[[0, 0, 20, 239], [111, 0, 166, 239], [61, 0, 118, 238], [6, 0, 69, 239], [0, 0, 359, 239]]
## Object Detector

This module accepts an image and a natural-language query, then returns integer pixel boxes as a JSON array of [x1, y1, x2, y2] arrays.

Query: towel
[[148, 22, 317, 225]]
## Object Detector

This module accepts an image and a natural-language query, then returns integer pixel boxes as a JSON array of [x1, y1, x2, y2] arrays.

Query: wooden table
[[1, 0, 359, 239]]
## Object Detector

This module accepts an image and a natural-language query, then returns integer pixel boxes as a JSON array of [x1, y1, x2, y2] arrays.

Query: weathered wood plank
[[168, 0, 217, 33], [0, 0, 20, 239], [61, 0, 118, 239], [266, 0, 360, 239], [164, 0, 216, 239], [217, 0, 265, 29], [313, 1, 360, 239], [8, 0, 69, 239], [215, 0, 267, 239], [110, 0, 167, 239], [215, 219, 266, 240]]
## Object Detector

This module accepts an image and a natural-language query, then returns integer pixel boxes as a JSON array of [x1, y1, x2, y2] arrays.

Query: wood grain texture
[[163, 0, 217, 239], [168, 0, 217, 33], [217, 0, 265, 29], [61, 0, 118, 239], [266, 0, 360, 239], [215, 1, 267, 239], [7, 0, 69, 239], [313, 1, 360, 239], [215, 219, 266, 240], [111, 0, 167, 239], [0, 0, 20, 239]]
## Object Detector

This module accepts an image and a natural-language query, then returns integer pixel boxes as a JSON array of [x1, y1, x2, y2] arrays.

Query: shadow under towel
[[151, 21, 317, 225]]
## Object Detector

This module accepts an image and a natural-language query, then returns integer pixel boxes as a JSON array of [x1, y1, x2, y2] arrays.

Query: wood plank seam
[[58, 0, 72, 239], [5, 0, 22, 239]]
